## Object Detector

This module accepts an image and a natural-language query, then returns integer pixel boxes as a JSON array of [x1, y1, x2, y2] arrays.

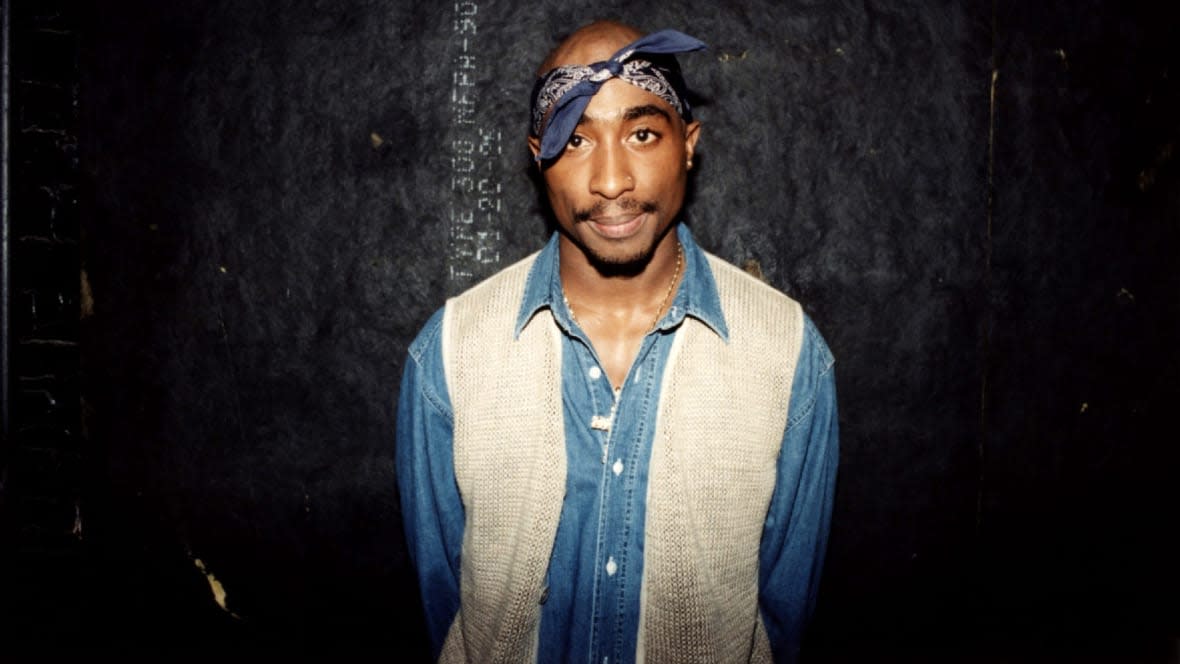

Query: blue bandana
[[530, 29, 707, 163]]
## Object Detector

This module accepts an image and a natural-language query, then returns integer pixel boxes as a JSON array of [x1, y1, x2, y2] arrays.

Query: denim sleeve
[[395, 307, 465, 660], [758, 314, 839, 664]]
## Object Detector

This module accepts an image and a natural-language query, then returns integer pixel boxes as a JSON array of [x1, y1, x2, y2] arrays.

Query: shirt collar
[[514, 224, 730, 342]]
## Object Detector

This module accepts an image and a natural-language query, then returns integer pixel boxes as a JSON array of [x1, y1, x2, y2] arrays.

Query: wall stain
[[192, 556, 241, 619]]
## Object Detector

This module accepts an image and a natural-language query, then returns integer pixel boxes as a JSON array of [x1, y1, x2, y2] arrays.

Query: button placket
[[587, 362, 616, 433]]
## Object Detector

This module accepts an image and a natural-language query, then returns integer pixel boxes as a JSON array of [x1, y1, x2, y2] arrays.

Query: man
[[397, 20, 838, 664]]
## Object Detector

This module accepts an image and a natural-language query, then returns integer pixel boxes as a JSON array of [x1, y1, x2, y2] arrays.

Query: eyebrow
[[623, 104, 672, 123], [577, 104, 673, 126]]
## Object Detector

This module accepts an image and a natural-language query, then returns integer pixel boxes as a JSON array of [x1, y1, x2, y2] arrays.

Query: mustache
[[573, 199, 658, 223]]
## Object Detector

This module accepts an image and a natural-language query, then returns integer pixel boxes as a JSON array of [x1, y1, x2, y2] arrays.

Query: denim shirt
[[396, 224, 838, 664]]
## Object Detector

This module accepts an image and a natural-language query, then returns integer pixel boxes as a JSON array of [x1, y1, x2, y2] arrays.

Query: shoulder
[[701, 252, 835, 378], [703, 253, 803, 347], [402, 306, 454, 421], [704, 252, 801, 311], [447, 252, 540, 310], [800, 314, 835, 375], [442, 252, 542, 339], [408, 306, 447, 366], [787, 313, 837, 428]]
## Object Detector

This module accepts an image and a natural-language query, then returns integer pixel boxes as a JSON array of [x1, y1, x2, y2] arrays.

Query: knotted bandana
[[530, 29, 707, 163]]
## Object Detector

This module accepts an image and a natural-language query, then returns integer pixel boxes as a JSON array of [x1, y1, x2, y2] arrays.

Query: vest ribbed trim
[[442, 250, 802, 663]]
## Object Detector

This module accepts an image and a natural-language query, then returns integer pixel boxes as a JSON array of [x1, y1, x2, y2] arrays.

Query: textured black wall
[[1, 0, 86, 649], [13, 0, 1172, 659]]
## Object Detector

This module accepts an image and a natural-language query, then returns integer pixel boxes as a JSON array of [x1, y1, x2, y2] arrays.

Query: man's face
[[530, 79, 701, 269]]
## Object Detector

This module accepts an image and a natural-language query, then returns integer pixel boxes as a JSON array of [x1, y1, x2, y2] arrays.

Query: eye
[[567, 134, 585, 149], [631, 128, 659, 144]]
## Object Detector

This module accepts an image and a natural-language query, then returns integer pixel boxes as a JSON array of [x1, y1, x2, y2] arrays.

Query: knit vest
[[439, 250, 803, 663]]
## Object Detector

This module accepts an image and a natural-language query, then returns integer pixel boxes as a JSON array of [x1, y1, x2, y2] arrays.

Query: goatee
[[569, 199, 670, 277]]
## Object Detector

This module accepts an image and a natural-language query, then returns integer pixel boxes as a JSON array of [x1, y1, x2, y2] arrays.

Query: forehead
[[578, 79, 680, 124]]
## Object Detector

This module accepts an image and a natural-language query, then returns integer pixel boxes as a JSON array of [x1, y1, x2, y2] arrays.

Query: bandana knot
[[588, 67, 616, 83]]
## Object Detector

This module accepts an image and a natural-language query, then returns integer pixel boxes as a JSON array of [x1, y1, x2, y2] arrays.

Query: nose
[[588, 142, 634, 199]]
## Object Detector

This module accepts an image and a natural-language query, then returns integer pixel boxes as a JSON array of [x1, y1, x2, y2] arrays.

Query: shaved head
[[538, 20, 645, 74]]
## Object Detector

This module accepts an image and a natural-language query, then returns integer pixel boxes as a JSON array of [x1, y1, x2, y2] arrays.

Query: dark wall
[[973, 1, 1180, 656], [1, 0, 86, 648], [6, 0, 1177, 660]]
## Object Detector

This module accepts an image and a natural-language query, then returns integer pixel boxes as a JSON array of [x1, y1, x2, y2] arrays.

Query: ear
[[527, 134, 542, 163], [683, 121, 701, 169]]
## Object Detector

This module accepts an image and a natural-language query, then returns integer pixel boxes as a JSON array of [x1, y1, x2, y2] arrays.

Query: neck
[[559, 228, 682, 316]]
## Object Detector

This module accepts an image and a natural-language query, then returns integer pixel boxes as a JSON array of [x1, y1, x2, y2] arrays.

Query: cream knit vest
[[440, 249, 802, 663]]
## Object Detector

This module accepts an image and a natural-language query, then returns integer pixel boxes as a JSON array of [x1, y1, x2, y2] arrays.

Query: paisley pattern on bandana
[[531, 59, 684, 138]]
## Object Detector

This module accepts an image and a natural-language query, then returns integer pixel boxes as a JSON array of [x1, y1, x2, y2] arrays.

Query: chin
[[580, 238, 660, 277], [587, 255, 651, 277]]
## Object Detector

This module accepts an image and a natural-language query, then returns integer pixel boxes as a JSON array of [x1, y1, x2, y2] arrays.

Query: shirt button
[[605, 557, 617, 576], [612, 459, 623, 476], [588, 366, 602, 380]]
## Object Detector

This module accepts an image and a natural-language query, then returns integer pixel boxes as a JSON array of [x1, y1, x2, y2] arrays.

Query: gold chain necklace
[[562, 242, 683, 334]]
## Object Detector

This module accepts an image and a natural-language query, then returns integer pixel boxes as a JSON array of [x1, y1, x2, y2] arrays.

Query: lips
[[587, 212, 646, 239]]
